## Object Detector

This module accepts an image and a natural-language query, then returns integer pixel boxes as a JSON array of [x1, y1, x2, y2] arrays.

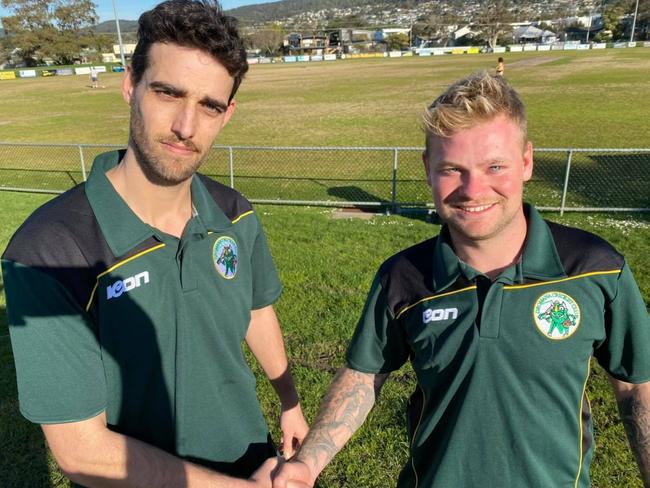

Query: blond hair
[[423, 71, 527, 153]]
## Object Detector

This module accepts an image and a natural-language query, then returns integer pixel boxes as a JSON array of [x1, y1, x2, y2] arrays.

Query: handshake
[[246, 455, 314, 488]]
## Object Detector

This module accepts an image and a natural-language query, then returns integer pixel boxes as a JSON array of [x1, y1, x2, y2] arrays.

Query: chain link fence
[[0, 142, 648, 213]]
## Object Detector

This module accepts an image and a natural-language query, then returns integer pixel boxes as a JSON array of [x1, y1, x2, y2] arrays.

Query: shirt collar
[[85, 150, 233, 257], [432, 203, 566, 290]]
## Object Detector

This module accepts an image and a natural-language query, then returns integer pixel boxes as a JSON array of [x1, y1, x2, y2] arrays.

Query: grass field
[[0, 49, 649, 487]]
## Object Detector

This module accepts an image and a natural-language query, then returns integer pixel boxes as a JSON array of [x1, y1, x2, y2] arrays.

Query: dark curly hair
[[131, 0, 248, 101]]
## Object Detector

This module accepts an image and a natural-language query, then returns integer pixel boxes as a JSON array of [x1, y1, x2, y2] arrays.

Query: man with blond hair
[[273, 72, 650, 487]]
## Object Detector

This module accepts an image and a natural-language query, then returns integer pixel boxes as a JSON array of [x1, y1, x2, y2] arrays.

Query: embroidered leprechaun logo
[[213, 236, 238, 279], [533, 291, 581, 340]]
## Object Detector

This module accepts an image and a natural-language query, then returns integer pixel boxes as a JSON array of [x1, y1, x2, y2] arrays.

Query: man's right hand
[[272, 459, 313, 488]]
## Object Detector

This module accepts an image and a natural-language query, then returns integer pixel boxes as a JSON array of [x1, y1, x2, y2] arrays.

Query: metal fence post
[[390, 148, 398, 214], [560, 149, 573, 216], [79, 145, 87, 182], [228, 146, 235, 188]]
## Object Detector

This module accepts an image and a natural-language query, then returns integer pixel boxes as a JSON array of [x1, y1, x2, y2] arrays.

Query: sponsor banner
[[42, 69, 57, 77], [523, 44, 537, 51], [628, 41, 637, 47], [643, 41, 650, 48], [0, 71, 16, 80], [19, 69, 37, 78], [576, 44, 590, 50], [259, 57, 272, 64], [551, 43, 564, 50], [564, 43, 578, 50], [324, 54, 337, 61], [310, 55, 323, 61], [493, 46, 506, 53], [593, 43, 607, 49], [467, 47, 480, 54], [93, 65, 107, 73], [388, 51, 402, 57], [451, 48, 465, 54], [613, 42, 627, 48], [75, 67, 91, 75], [538, 45, 551, 51], [433, 48, 446, 55], [283, 56, 297, 63], [297, 55, 309, 62], [112, 66, 125, 72], [56, 68, 74, 76], [416, 48, 433, 55], [418, 50, 432, 56], [508, 45, 523, 52], [247, 58, 259, 64], [402, 51, 413, 57]]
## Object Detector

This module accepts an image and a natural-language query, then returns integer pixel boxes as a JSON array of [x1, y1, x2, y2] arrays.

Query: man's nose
[[170, 102, 197, 140]]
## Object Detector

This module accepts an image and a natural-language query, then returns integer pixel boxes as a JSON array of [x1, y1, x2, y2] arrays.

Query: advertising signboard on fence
[[324, 54, 336, 61], [433, 48, 446, 55], [42, 69, 57, 77], [576, 44, 590, 50], [283, 56, 297, 63], [388, 51, 402, 57], [19, 70, 37, 78], [564, 42, 578, 50], [613, 42, 627, 48], [593, 43, 607, 49], [417, 49, 432, 56], [467, 47, 479, 54], [628, 42, 637, 47], [112, 66, 125, 72], [644, 42, 650, 47], [538, 45, 551, 51], [247, 58, 259, 64], [493, 46, 506, 53], [56, 68, 74, 76], [523, 44, 537, 51], [0, 71, 16, 80], [75, 67, 91, 75], [93, 66, 107, 73], [508, 45, 523, 52], [552, 43, 564, 50], [310, 55, 323, 61], [259, 57, 272, 64]]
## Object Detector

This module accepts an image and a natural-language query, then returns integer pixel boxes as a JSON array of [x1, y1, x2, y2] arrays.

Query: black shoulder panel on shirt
[[197, 174, 253, 221], [546, 220, 624, 275], [378, 237, 438, 318], [3, 184, 121, 309]]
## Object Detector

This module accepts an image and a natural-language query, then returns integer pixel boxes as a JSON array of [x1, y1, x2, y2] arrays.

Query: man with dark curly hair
[[2, 2, 307, 487]]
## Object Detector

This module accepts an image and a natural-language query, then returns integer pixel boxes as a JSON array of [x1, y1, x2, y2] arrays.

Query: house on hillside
[[513, 25, 557, 44]]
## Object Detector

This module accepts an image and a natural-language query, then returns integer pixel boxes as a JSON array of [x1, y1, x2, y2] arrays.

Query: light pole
[[112, 0, 126, 66], [630, 0, 640, 42], [585, 11, 592, 44]]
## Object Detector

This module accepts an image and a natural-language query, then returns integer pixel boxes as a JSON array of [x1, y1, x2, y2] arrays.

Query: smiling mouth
[[454, 203, 496, 213]]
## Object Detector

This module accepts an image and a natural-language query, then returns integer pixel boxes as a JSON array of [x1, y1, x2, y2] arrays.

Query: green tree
[[1, 0, 98, 65], [474, 0, 514, 48], [247, 24, 285, 56], [602, 0, 634, 40], [385, 32, 409, 50]]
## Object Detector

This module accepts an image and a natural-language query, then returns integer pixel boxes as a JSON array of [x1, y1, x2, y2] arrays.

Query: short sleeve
[[346, 273, 409, 374], [250, 215, 282, 310], [594, 262, 650, 383], [2, 260, 107, 423]]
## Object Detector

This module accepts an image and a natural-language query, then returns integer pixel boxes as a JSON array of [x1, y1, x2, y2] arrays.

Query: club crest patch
[[533, 291, 581, 340], [213, 236, 238, 279]]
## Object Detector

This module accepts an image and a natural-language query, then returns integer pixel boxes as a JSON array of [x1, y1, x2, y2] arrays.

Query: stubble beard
[[129, 103, 205, 187], [441, 197, 522, 243]]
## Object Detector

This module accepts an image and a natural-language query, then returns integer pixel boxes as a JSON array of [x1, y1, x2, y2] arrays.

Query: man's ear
[[221, 99, 237, 128], [522, 141, 534, 182], [422, 151, 433, 188], [121, 66, 135, 105]]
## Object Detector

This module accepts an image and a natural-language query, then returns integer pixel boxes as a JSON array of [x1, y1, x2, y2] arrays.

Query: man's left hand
[[280, 403, 309, 459]]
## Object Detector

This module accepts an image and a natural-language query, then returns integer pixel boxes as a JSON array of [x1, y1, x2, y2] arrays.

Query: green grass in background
[[1, 192, 648, 487]]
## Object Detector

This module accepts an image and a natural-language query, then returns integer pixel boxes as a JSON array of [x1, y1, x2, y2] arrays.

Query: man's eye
[[489, 165, 503, 172]]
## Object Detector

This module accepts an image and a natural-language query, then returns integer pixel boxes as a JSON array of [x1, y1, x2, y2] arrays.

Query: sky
[[1, 0, 278, 24]]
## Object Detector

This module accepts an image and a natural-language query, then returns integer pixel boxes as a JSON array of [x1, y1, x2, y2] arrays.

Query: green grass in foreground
[[1, 191, 649, 487]]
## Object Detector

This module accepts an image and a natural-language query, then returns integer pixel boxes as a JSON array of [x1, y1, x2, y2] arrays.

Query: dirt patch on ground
[[508, 56, 566, 68]]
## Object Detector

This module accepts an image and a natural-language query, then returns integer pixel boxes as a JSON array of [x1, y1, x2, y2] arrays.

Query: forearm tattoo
[[618, 393, 650, 486], [296, 369, 386, 474]]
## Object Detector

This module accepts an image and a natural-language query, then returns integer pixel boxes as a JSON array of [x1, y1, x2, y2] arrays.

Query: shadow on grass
[[0, 167, 83, 189]]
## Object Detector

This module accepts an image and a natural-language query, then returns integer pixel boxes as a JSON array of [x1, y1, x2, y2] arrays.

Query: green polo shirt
[[347, 205, 650, 487], [3, 151, 282, 478]]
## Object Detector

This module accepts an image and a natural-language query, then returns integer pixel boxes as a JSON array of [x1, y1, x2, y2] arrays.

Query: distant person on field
[[273, 72, 650, 488], [496, 56, 504, 76], [90, 66, 98, 88], [2, 1, 308, 487]]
